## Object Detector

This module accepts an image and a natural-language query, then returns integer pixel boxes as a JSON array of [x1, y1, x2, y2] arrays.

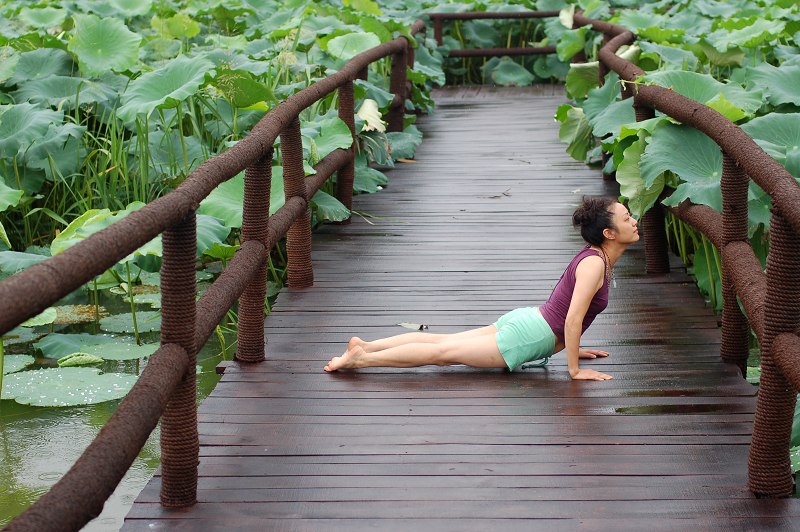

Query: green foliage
[[1, 367, 137, 406]]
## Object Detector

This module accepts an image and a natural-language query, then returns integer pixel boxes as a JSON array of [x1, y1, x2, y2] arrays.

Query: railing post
[[633, 98, 670, 274], [281, 117, 314, 288], [387, 44, 408, 133], [433, 16, 443, 45], [236, 152, 273, 362], [336, 82, 356, 222], [720, 153, 750, 375], [749, 210, 800, 497], [159, 212, 198, 508], [598, 34, 611, 85]]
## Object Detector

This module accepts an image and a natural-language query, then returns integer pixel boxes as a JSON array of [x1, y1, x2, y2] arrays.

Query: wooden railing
[[571, 12, 800, 498], [0, 20, 423, 531], [4, 7, 800, 529]]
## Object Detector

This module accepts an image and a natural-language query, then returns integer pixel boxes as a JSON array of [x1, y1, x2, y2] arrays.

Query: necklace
[[598, 246, 616, 288]]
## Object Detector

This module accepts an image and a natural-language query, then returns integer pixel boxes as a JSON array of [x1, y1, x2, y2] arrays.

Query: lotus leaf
[[21, 123, 87, 180], [212, 68, 274, 109], [10, 48, 73, 85], [641, 124, 723, 211], [196, 215, 231, 257], [203, 242, 239, 262], [0, 251, 48, 274], [566, 62, 599, 100], [691, 0, 742, 19], [34, 333, 118, 358], [638, 41, 698, 71], [690, 240, 722, 311], [354, 79, 394, 109], [386, 130, 422, 160], [19, 7, 68, 29], [462, 21, 501, 49], [0, 103, 63, 160], [3, 327, 44, 346], [746, 365, 760, 385], [141, 38, 183, 62], [0, 47, 20, 84], [151, 13, 200, 40], [411, 42, 445, 86], [100, 311, 161, 334], [616, 10, 664, 31], [304, 115, 353, 160], [3, 355, 35, 375], [491, 59, 535, 87], [310, 191, 349, 223], [358, 17, 392, 43], [642, 71, 762, 117], [616, 132, 665, 219], [741, 113, 800, 179], [745, 63, 800, 107], [582, 73, 620, 123], [343, 0, 382, 15], [82, 342, 158, 361], [109, 0, 153, 17], [57, 353, 104, 367], [117, 55, 215, 122], [0, 223, 9, 249], [354, 163, 388, 193], [326, 32, 381, 62], [12, 76, 116, 108], [556, 27, 587, 62], [698, 42, 746, 67], [588, 98, 634, 138], [21, 307, 58, 328], [556, 104, 593, 162], [53, 305, 109, 325], [50, 203, 162, 262], [1, 367, 137, 406], [68, 15, 142, 77], [706, 19, 785, 52], [0, 182, 23, 213], [637, 26, 686, 45]]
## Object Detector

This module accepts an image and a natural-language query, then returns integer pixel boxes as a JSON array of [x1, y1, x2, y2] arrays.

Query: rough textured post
[[336, 82, 356, 221], [159, 213, 198, 508], [720, 153, 750, 375], [634, 100, 670, 273], [236, 152, 272, 362], [281, 118, 313, 288], [598, 34, 611, 84], [433, 16, 443, 45], [387, 45, 408, 133], [748, 211, 800, 497]]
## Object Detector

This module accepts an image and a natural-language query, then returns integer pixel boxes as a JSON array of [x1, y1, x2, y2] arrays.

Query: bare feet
[[348, 336, 367, 351], [324, 345, 367, 372]]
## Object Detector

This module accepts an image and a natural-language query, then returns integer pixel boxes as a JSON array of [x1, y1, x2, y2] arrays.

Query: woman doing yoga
[[324, 196, 639, 381]]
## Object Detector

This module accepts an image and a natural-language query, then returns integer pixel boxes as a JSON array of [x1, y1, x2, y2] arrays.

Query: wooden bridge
[[121, 86, 800, 530]]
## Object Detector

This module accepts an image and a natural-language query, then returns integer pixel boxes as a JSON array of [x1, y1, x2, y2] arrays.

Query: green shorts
[[494, 307, 557, 371]]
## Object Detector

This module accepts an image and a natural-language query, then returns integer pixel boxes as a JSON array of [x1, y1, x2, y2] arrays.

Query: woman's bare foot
[[348, 336, 367, 351], [324, 346, 367, 372]]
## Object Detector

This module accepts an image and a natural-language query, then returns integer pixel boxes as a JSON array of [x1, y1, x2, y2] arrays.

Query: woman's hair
[[572, 196, 617, 246]]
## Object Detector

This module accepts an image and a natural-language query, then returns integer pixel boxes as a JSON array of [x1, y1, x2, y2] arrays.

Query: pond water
[[0, 281, 234, 529]]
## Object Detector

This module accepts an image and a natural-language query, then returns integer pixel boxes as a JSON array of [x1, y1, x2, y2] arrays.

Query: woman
[[324, 197, 639, 381]]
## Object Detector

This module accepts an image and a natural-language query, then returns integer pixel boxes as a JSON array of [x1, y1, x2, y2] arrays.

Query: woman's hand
[[570, 368, 613, 380], [579, 348, 609, 359]]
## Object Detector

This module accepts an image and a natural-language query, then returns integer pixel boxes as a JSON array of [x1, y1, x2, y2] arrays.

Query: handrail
[[2, 18, 425, 531], [572, 12, 800, 498], [428, 11, 559, 58]]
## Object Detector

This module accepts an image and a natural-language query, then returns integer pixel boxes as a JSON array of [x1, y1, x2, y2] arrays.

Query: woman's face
[[607, 202, 639, 244]]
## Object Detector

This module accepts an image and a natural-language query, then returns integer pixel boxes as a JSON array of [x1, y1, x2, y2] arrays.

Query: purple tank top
[[539, 246, 609, 342]]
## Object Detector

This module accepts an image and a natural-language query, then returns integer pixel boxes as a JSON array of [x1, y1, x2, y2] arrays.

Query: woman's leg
[[351, 325, 498, 353], [325, 332, 506, 372]]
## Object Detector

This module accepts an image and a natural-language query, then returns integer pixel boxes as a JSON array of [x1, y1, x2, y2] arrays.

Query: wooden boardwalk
[[124, 86, 800, 530]]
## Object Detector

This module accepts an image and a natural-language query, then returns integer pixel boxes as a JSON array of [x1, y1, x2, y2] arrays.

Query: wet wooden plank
[[124, 86, 800, 530]]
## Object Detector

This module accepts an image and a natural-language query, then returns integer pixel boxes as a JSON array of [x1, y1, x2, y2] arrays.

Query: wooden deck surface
[[123, 86, 800, 530]]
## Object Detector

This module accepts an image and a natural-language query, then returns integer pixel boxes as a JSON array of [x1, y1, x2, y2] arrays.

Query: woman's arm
[[564, 256, 613, 381]]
